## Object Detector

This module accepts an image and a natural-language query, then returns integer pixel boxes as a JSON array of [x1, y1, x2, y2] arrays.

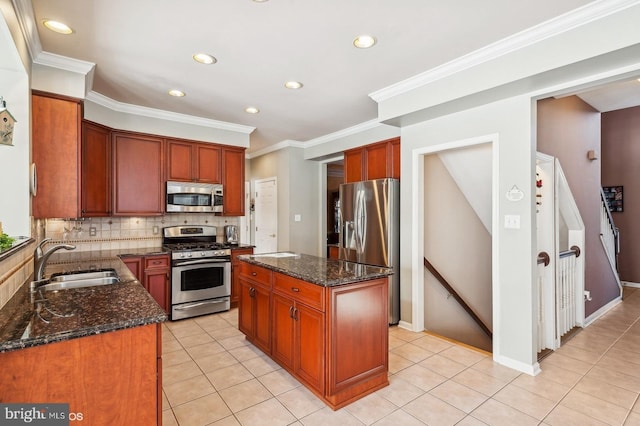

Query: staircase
[[600, 188, 622, 294]]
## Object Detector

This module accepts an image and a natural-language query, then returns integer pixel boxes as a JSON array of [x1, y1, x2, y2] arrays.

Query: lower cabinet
[[238, 260, 389, 410], [238, 264, 271, 353], [122, 254, 170, 314], [231, 247, 254, 308], [0, 324, 162, 425]]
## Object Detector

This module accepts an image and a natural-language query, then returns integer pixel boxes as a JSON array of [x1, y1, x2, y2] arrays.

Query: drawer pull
[[251, 272, 257, 276], [291, 287, 299, 292]]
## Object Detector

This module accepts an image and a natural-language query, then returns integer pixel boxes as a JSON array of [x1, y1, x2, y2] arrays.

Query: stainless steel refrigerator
[[339, 178, 400, 324]]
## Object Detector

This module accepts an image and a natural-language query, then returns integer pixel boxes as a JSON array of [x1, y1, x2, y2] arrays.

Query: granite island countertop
[[238, 252, 393, 286], [0, 247, 168, 353]]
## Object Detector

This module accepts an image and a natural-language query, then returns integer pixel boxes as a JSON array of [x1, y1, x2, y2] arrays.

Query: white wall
[[0, 4, 30, 237], [250, 146, 320, 256]]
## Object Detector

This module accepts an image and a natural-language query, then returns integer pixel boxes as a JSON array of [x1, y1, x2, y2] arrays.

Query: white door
[[254, 177, 278, 253], [239, 181, 251, 245]]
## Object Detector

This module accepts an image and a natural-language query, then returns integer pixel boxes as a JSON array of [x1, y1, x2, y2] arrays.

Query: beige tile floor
[[161, 287, 640, 425]]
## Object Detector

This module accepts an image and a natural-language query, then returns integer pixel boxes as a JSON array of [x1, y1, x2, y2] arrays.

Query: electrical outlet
[[504, 215, 521, 229], [89, 226, 97, 237], [153, 226, 159, 235], [294, 214, 302, 222]]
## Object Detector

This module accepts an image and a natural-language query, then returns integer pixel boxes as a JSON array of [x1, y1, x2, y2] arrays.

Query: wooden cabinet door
[[271, 293, 295, 369], [231, 248, 254, 308], [238, 277, 254, 337], [296, 303, 325, 393], [365, 141, 389, 180], [253, 283, 271, 352], [144, 269, 170, 313], [166, 140, 193, 182], [122, 256, 143, 280], [344, 148, 364, 183], [196, 144, 221, 183], [222, 147, 245, 216], [32, 92, 82, 219], [112, 133, 164, 216], [81, 121, 111, 216]]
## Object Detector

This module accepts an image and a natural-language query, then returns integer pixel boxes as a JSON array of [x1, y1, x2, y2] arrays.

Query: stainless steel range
[[163, 225, 231, 320]]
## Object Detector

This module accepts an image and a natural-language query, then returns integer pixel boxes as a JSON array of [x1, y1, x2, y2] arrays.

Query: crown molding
[[246, 139, 305, 159], [34, 51, 95, 75], [86, 91, 255, 134], [304, 119, 383, 147], [370, 0, 640, 102], [12, 0, 41, 60]]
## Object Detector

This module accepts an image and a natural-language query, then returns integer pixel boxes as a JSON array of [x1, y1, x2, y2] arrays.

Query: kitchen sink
[[33, 269, 120, 292], [49, 269, 118, 282]]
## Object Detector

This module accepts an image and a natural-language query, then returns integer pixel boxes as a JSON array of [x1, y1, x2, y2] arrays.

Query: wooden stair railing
[[423, 257, 492, 339]]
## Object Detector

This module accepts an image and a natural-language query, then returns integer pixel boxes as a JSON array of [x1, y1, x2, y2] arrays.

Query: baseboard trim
[[622, 281, 640, 288], [493, 354, 541, 376], [584, 296, 623, 326]]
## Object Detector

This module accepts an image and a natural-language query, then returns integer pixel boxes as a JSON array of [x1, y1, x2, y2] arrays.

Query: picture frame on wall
[[602, 186, 623, 212]]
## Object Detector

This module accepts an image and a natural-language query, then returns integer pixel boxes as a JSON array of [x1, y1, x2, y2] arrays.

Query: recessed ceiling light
[[193, 53, 217, 65], [284, 81, 303, 90], [353, 34, 377, 49], [245, 106, 260, 114], [43, 19, 73, 35], [168, 89, 185, 97]]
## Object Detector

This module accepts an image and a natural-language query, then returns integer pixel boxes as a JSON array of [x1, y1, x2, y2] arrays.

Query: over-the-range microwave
[[166, 181, 223, 213]]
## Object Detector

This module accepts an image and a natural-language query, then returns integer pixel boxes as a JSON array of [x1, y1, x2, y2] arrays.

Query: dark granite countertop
[[0, 248, 167, 353], [238, 252, 392, 287]]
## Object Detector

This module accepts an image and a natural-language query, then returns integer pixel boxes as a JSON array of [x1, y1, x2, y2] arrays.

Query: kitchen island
[[237, 252, 393, 410], [0, 248, 167, 425]]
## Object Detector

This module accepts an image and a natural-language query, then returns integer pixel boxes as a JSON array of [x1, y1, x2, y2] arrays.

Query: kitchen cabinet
[[32, 92, 83, 219], [122, 256, 143, 280], [121, 254, 170, 313], [272, 273, 325, 393], [238, 257, 389, 410], [144, 254, 170, 314], [112, 132, 165, 216], [238, 262, 271, 353], [222, 147, 246, 216], [0, 324, 162, 425], [81, 121, 111, 216], [231, 247, 254, 308], [343, 137, 400, 183], [166, 139, 221, 183]]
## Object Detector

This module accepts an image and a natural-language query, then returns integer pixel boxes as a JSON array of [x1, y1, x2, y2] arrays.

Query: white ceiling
[[25, 0, 637, 153]]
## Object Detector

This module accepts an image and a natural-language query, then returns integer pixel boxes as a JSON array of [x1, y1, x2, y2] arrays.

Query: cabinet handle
[[293, 308, 298, 321], [251, 272, 257, 276], [289, 306, 294, 319], [291, 287, 299, 292], [249, 287, 255, 298]]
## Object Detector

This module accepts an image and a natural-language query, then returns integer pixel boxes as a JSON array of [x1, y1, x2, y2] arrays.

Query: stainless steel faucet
[[33, 238, 76, 281]]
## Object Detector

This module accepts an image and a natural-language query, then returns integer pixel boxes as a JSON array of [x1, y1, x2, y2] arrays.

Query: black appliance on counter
[[162, 225, 231, 320]]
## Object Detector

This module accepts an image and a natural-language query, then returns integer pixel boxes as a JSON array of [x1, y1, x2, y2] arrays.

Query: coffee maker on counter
[[224, 225, 238, 245]]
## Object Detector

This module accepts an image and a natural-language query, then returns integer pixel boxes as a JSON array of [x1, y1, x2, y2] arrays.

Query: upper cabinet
[[166, 139, 221, 183], [222, 147, 245, 216], [32, 92, 83, 219], [112, 132, 165, 216], [343, 137, 400, 183], [81, 121, 112, 217]]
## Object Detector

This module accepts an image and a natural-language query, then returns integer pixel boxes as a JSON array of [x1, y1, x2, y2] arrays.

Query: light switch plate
[[294, 214, 301, 222], [504, 215, 521, 229]]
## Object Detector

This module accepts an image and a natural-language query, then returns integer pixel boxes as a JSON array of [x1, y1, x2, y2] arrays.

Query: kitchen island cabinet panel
[[238, 266, 271, 353], [231, 247, 254, 308], [81, 120, 111, 216], [238, 254, 391, 410], [0, 324, 161, 426], [32, 92, 82, 219], [112, 132, 164, 216]]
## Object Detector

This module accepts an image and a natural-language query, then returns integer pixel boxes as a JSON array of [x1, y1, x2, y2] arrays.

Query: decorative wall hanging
[[0, 97, 17, 146], [602, 186, 623, 212]]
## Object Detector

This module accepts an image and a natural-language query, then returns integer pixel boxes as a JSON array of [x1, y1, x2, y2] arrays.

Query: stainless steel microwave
[[166, 181, 223, 213]]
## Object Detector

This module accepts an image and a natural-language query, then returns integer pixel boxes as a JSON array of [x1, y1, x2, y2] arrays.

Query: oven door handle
[[173, 258, 229, 267], [174, 299, 229, 311]]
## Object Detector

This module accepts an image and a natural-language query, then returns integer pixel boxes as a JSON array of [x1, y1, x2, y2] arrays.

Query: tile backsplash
[[35, 214, 241, 252]]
